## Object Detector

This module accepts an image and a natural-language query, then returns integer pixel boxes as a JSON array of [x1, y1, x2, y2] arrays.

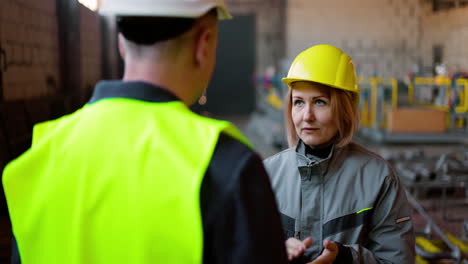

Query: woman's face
[[291, 82, 338, 147]]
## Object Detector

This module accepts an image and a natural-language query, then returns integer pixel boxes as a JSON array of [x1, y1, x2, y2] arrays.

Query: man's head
[[99, 0, 231, 105]]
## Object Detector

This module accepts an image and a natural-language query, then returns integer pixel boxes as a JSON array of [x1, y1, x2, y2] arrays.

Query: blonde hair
[[284, 82, 359, 148]]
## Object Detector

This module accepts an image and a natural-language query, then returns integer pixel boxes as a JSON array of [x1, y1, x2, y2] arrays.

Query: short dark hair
[[117, 16, 196, 45]]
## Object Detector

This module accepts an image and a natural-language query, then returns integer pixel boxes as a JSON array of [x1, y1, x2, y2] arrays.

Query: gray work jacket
[[264, 141, 415, 263]]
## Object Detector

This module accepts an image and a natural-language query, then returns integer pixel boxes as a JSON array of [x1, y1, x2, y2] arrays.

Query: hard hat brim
[[99, 1, 232, 20], [217, 6, 232, 20], [282, 77, 360, 94]]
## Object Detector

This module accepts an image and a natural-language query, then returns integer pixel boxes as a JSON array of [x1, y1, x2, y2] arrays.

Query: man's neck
[[122, 61, 193, 105]]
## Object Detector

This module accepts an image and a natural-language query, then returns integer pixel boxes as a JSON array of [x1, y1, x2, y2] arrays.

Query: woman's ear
[[117, 33, 126, 60]]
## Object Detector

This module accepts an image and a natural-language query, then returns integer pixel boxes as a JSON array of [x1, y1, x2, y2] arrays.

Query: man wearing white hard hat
[[3, 1, 287, 263]]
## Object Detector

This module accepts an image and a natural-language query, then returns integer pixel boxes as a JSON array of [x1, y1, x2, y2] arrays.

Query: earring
[[198, 91, 207, 105]]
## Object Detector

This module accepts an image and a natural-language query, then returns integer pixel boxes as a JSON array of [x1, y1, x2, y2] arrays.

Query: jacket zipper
[[294, 231, 301, 239], [320, 168, 324, 255], [297, 154, 314, 240]]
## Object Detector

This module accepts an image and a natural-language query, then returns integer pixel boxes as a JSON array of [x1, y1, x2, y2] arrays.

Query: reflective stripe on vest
[[3, 98, 249, 264]]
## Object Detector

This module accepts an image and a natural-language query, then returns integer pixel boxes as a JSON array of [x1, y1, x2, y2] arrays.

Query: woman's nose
[[303, 105, 315, 121]]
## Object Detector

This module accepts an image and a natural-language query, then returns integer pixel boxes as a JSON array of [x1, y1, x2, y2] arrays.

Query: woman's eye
[[293, 100, 304, 106], [315, 99, 327, 105]]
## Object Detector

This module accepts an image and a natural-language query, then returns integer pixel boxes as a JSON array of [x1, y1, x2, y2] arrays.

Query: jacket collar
[[89, 81, 181, 104], [296, 139, 334, 160], [295, 139, 335, 177]]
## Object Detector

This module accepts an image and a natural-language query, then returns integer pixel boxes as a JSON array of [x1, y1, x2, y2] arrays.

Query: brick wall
[[286, 0, 422, 79], [0, 0, 102, 102], [0, 0, 60, 100], [421, 4, 468, 73], [0, 0, 282, 101], [227, 0, 286, 74], [2, 0, 467, 100]]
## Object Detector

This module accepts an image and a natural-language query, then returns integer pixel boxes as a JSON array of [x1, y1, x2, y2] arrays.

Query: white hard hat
[[98, 0, 232, 20]]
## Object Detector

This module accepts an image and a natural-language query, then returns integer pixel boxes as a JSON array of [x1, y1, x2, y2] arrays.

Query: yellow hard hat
[[282, 44, 359, 93]]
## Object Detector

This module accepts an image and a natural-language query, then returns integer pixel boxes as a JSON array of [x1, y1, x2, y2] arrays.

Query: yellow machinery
[[359, 77, 398, 129], [455, 79, 468, 113], [359, 76, 468, 143], [408, 191, 468, 263], [408, 77, 468, 113], [408, 77, 468, 129], [265, 88, 283, 110]]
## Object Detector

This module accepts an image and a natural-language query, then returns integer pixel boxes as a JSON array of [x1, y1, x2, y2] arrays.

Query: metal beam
[[0, 19, 4, 101], [0, 46, 5, 102], [56, 0, 82, 108], [433, 0, 468, 9]]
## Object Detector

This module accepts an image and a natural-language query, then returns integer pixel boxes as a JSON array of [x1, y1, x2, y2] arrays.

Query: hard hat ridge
[[282, 44, 360, 94]]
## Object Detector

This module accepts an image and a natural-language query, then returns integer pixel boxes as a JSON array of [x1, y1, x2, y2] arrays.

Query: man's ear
[[194, 26, 213, 67], [118, 33, 126, 60]]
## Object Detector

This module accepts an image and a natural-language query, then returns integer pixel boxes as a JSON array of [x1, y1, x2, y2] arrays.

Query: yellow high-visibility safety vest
[[3, 98, 249, 264]]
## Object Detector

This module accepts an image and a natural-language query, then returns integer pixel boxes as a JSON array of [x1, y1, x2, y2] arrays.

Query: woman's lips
[[302, 127, 319, 132]]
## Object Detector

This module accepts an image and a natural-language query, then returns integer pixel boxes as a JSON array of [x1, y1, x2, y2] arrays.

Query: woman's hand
[[307, 240, 339, 264], [285, 237, 313, 261]]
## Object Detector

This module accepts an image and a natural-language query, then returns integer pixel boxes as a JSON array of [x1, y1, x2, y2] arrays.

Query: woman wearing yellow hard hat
[[263, 44, 415, 263]]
